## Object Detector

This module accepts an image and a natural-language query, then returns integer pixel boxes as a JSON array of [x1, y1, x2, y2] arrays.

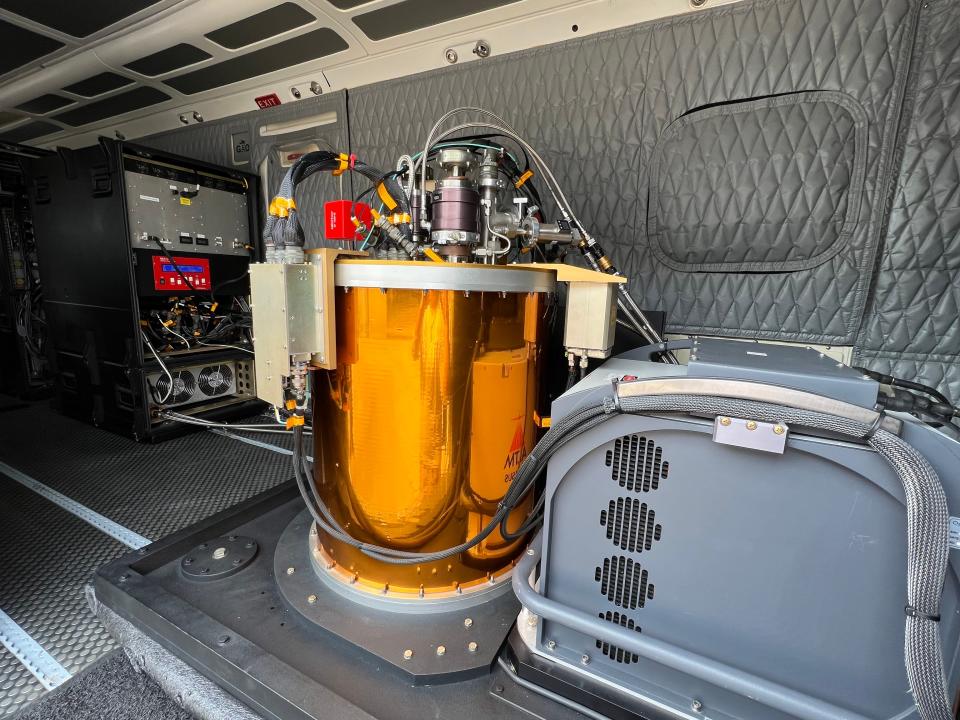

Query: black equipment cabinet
[[0, 141, 52, 399], [29, 139, 262, 440]]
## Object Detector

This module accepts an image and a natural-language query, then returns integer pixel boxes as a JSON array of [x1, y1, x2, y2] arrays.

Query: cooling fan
[[198, 364, 234, 397], [155, 370, 196, 404]]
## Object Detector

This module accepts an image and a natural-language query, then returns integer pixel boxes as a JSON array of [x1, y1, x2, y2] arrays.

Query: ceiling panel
[[164, 27, 348, 95], [326, 0, 372, 8], [1, 0, 164, 38], [0, 120, 61, 144], [351, 0, 523, 41], [63, 72, 135, 98], [0, 20, 65, 75], [15, 94, 75, 114], [124, 43, 212, 76], [205, 3, 316, 49], [52, 86, 171, 126]]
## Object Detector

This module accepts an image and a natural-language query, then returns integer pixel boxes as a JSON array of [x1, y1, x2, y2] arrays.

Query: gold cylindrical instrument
[[311, 260, 554, 600]]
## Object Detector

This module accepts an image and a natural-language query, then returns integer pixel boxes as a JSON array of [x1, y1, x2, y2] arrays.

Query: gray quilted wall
[[141, 0, 960, 393], [854, 0, 960, 397]]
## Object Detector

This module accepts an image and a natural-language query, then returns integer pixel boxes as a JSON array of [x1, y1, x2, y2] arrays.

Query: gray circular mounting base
[[274, 510, 521, 684]]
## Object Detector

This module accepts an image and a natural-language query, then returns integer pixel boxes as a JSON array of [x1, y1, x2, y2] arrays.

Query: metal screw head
[[473, 41, 491, 58], [546, 640, 557, 651], [217, 634, 230, 645], [746, 420, 758, 431], [192, 110, 204, 123], [183, 557, 194, 565], [692, 699, 704, 712], [773, 424, 786, 435], [286, 566, 295, 575], [468, 641, 479, 653], [719, 416, 731, 426], [580, 653, 590, 665], [444, 48, 458, 64], [309, 80, 323, 95], [690, 0, 707, 6], [307, 595, 317, 604], [526, 614, 538, 627], [290, 86, 301, 99], [403, 649, 414, 660], [436, 645, 446, 657], [463, 617, 473, 628]]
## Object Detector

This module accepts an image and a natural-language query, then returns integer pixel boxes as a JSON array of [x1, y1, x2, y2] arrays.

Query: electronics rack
[[0, 141, 51, 398], [29, 139, 262, 440]]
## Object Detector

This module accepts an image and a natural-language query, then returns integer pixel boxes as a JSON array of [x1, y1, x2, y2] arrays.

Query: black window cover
[[0, 0, 162, 38], [205, 3, 315, 49], [352, 0, 522, 41], [164, 28, 347, 95], [15, 95, 74, 114], [0, 20, 64, 75], [125, 44, 212, 76], [0, 120, 60, 144], [63, 72, 134, 98], [53, 87, 171, 127]]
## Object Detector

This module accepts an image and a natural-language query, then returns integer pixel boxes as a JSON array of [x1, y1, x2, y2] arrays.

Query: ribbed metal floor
[[0, 399, 293, 717]]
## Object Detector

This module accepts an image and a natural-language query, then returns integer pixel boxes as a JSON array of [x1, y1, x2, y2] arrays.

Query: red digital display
[[152, 254, 211, 291]]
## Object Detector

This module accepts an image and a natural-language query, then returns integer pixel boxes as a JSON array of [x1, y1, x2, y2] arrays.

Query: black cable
[[856, 366, 952, 407]]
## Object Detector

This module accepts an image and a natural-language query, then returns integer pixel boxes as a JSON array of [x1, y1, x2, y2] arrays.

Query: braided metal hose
[[614, 393, 952, 720]]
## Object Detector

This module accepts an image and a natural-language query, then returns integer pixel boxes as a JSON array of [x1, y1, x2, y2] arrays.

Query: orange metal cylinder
[[311, 262, 549, 599]]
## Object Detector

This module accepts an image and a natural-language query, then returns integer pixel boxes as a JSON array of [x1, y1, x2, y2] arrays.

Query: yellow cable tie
[[269, 196, 296, 218], [515, 170, 534, 189], [210, 302, 218, 312], [423, 247, 445, 264], [332, 153, 350, 177], [376, 182, 398, 211], [285, 415, 305, 429]]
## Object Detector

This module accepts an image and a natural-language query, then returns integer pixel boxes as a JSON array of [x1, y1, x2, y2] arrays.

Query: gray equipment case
[[524, 339, 960, 720]]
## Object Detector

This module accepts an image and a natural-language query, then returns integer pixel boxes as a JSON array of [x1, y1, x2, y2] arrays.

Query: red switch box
[[325, 200, 373, 241]]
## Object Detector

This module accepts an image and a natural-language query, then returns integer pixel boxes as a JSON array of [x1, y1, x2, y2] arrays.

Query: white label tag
[[139, 194, 160, 202], [949, 517, 960, 550]]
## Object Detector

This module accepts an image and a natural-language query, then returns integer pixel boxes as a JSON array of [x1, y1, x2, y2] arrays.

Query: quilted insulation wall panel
[[854, 0, 960, 397], [347, 0, 920, 344]]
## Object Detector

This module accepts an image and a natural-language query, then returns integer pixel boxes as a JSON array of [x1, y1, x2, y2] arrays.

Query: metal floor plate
[[0, 400, 295, 717], [0, 403, 291, 540], [0, 647, 44, 718]]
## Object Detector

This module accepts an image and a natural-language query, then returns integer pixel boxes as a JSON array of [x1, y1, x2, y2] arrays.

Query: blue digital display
[[162, 264, 204, 273]]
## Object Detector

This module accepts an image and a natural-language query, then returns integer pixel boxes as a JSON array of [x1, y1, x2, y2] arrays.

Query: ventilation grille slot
[[600, 498, 662, 552], [604, 435, 668, 492], [595, 611, 642, 664], [595, 555, 655, 610]]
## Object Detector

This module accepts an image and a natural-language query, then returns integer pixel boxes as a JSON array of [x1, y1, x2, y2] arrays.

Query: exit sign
[[255, 93, 282, 109]]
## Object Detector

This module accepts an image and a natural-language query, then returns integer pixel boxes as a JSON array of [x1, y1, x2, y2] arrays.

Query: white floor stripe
[[209, 428, 313, 462], [0, 460, 150, 550], [0, 609, 71, 690]]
